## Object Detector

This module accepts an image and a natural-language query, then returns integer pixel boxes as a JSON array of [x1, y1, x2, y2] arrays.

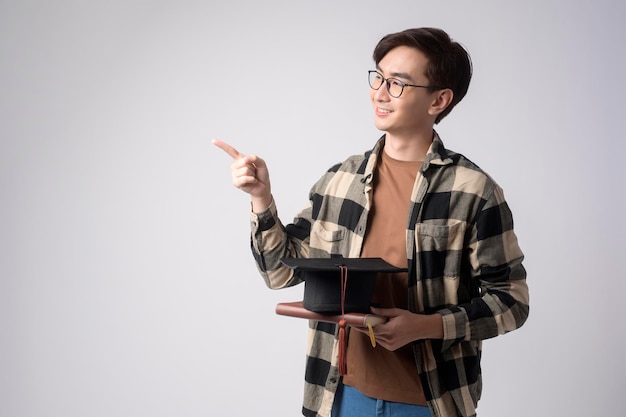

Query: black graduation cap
[[280, 257, 408, 315]]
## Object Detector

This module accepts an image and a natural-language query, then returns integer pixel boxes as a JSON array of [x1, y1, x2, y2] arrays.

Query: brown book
[[275, 301, 387, 328]]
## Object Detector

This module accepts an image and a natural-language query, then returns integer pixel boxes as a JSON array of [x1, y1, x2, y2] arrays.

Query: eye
[[389, 79, 405, 88]]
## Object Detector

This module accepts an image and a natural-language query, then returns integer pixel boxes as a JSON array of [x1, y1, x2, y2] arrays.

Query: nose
[[372, 81, 391, 101]]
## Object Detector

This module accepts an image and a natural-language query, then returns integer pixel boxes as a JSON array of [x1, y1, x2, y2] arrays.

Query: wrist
[[427, 313, 444, 339], [251, 193, 272, 213]]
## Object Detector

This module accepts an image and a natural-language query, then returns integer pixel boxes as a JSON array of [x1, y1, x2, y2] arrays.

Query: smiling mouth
[[376, 107, 393, 115]]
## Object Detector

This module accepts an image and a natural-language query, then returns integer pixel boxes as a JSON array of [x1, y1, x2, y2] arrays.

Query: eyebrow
[[375, 65, 416, 83]]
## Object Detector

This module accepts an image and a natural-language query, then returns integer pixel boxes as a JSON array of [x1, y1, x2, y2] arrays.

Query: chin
[[374, 120, 390, 132]]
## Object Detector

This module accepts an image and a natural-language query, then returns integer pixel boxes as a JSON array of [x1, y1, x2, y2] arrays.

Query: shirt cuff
[[250, 197, 277, 232]]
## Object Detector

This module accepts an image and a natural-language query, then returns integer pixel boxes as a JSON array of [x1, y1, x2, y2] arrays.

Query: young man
[[214, 27, 529, 417]]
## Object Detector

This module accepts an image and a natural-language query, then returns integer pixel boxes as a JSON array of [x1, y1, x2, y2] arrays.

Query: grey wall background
[[2, 1, 625, 416]]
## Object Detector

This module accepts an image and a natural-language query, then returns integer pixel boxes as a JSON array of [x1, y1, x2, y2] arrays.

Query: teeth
[[378, 108, 391, 114]]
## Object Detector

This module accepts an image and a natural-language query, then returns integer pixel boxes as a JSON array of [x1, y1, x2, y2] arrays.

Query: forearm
[[251, 192, 273, 213], [250, 198, 311, 289], [420, 312, 444, 340], [439, 264, 529, 349]]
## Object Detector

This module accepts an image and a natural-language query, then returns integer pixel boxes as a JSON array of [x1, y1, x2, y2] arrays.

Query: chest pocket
[[415, 221, 467, 306], [310, 222, 347, 257]]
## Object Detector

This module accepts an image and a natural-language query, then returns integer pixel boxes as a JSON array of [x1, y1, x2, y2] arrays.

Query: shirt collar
[[366, 131, 453, 179]]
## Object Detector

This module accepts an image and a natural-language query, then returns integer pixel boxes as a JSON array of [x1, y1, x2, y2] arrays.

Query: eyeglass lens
[[368, 71, 404, 97]]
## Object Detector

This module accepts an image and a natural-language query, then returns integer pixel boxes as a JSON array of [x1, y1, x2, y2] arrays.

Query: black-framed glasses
[[368, 70, 442, 98]]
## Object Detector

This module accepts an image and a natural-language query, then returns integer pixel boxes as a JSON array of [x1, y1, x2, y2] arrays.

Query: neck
[[383, 130, 434, 162]]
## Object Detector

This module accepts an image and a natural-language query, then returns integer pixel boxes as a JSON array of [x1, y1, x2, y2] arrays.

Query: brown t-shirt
[[341, 149, 427, 406]]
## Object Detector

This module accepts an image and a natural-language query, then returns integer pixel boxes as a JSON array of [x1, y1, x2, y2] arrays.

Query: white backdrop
[[2, 1, 625, 416]]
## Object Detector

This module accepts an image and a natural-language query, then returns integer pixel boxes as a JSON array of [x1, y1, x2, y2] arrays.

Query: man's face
[[369, 46, 437, 137]]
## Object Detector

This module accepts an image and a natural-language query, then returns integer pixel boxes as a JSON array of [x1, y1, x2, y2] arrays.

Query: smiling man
[[215, 27, 529, 417]]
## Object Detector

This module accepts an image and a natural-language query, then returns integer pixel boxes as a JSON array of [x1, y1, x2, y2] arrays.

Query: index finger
[[212, 139, 244, 160]]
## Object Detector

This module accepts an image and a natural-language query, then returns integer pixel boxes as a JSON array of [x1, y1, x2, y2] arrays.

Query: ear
[[428, 89, 454, 117]]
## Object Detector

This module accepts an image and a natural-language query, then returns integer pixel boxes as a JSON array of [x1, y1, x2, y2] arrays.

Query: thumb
[[371, 307, 399, 317]]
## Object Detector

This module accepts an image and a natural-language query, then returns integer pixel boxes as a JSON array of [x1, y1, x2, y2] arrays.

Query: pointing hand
[[213, 139, 272, 211]]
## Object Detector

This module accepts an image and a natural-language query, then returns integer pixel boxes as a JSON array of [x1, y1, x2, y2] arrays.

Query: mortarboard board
[[280, 257, 408, 315]]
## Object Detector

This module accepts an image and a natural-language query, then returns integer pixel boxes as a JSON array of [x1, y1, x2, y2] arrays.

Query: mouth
[[375, 107, 393, 116]]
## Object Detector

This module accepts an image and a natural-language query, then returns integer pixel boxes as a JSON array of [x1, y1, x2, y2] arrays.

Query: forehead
[[377, 46, 429, 81]]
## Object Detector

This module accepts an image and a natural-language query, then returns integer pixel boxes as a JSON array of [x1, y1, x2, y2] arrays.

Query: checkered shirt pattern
[[249, 133, 529, 417]]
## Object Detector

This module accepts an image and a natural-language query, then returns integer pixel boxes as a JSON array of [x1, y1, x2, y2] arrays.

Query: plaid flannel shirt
[[250, 133, 529, 417]]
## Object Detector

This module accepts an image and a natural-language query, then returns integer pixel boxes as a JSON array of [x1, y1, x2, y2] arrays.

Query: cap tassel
[[338, 265, 348, 376]]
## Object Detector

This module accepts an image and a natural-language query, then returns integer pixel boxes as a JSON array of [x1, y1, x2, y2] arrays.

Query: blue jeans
[[331, 383, 432, 417]]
